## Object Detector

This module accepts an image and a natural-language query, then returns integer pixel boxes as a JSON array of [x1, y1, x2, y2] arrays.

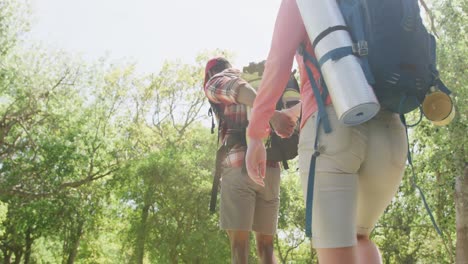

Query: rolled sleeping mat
[[296, 0, 380, 125]]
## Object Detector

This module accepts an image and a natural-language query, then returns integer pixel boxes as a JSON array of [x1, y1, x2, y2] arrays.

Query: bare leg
[[254, 232, 277, 264], [357, 235, 382, 264], [316, 246, 358, 264], [227, 230, 250, 264]]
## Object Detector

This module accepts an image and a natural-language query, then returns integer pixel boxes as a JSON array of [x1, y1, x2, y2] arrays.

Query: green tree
[[113, 127, 231, 264], [0, 25, 137, 263], [275, 167, 316, 263], [431, 1, 467, 262]]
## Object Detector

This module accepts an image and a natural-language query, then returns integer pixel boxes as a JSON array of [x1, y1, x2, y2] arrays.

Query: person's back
[[245, 1, 407, 263]]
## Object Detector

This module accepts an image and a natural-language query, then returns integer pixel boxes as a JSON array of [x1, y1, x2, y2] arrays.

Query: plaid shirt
[[204, 69, 279, 168]]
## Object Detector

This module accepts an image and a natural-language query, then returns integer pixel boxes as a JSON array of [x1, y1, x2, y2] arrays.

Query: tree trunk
[[436, 172, 443, 221], [65, 220, 84, 264], [455, 166, 468, 264], [12, 249, 21, 264], [274, 234, 285, 263], [133, 203, 150, 264], [2, 248, 11, 264], [24, 227, 33, 264]]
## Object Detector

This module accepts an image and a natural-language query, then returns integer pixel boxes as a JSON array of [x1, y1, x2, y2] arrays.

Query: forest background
[[0, 0, 466, 263]]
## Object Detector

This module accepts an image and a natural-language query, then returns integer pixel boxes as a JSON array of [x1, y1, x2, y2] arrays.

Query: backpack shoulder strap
[[298, 43, 331, 133], [208, 101, 247, 213], [298, 43, 333, 237]]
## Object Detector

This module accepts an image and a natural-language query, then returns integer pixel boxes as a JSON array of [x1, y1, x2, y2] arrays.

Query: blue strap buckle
[[352, 40, 368, 56]]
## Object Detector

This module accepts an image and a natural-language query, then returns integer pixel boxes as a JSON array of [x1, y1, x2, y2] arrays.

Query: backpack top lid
[[242, 62, 301, 111], [242, 61, 300, 89], [279, 71, 301, 109], [241, 60, 266, 89]]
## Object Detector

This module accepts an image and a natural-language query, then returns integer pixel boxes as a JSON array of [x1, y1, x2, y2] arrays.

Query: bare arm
[[247, 0, 307, 139]]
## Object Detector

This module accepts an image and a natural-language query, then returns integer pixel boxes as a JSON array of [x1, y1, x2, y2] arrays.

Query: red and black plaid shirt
[[204, 69, 279, 168]]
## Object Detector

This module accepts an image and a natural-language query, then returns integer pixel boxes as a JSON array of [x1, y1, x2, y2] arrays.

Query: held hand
[[246, 137, 266, 187], [270, 110, 296, 138], [282, 106, 300, 123]]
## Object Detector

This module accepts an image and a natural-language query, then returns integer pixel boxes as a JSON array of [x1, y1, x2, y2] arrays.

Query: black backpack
[[242, 62, 301, 169], [265, 73, 300, 169]]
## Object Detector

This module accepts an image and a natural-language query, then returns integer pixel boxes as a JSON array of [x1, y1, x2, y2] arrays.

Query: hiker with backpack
[[245, 0, 412, 263], [203, 57, 296, 264]]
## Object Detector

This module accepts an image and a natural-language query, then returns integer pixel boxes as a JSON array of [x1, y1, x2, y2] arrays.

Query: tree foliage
[[0, 0, 465, 263]]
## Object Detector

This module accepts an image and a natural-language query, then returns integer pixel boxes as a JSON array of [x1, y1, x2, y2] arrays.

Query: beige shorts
[[219, 166, 281, 235], [298, 106, 407, 248]]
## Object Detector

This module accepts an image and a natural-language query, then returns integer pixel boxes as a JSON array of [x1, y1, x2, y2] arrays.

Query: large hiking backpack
[[299, 0, 451, 238], [338, 0, 451, 114]]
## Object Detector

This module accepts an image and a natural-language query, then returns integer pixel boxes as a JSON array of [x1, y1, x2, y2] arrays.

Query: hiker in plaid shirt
[[204, 57, 295, 264]]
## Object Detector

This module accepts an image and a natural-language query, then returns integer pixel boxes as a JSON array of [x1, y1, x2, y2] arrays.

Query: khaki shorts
[[220, 166, 281, 235], [298, 106, 407, 248]]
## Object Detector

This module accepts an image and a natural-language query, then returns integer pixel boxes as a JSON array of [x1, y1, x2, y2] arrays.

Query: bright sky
[[29, 0, 282, 74]]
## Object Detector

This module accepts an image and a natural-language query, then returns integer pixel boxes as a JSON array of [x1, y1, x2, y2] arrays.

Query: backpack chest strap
[[318, 46, 354, 66]]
